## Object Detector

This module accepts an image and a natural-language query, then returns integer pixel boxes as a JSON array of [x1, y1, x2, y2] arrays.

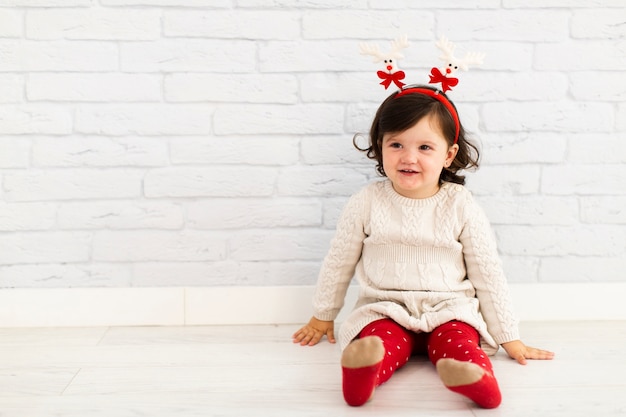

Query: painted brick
[[482, 102, 614, 133], [144, 167, 278, 198], [26, 9, 161, 40], [567, 133, 626, 164], [3, 170, 144, 202], [228, 229, 333, 261], [439, 10, 569, 41], [302, 11, 433, 39], [0, 203, 57, 231], [0, 40, 118, 71], [28, 74, 162, 102], [0, 74, 23, 103], [277, 166, 369, 197], [572, 9, 626, 39], [0, 105, 72, 134], [535, 41, 626, 71], [466, 165, 541, 196], [480, 132, 567, 165], [164, 73, 298, 104], [169, 136, 299, 166], [120, 40, 257, 73], [570, 72, 626, 101], [0, 138, 30, 168], [93, 231, 227, 261], [75, 105, 213, 136], [0, 232, 91, 265], [580, 197, 626, 224], [539, 257, 626, 282], [542, 165, 626, 195], [476, 196, 579, 225], [32, 137, 169, 167], [164, 10, 300, 40], [0, 9, 21, 37], [57, 202, 184, 230], [214, 104, 345, 135], [0, 264, 132, 288], [300, 136, 371, 165], [185, 198, 322, 229]]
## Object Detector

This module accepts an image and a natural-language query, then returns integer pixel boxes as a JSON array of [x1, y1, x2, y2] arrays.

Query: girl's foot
[[436, 358, 502, 409], [341, 336, 385, 406]]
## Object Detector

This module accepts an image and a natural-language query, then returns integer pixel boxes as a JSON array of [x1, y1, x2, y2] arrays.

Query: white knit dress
[[312, 180, 520, 354]]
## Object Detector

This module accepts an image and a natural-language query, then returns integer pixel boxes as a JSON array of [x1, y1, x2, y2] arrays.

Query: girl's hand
[[501, 340, 555, 365], [292, 317, 336, 346]]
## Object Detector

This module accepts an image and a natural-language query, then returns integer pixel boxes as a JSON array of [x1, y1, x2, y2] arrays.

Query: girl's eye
[[390, 142, 402, 149], [420, 145, 431, 151]]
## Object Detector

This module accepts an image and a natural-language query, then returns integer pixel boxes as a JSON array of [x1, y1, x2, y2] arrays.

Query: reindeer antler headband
[[360, 36, 485, 144]]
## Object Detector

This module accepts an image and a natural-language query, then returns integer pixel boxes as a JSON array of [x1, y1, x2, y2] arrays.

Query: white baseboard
[[0, 283, 625, 327]]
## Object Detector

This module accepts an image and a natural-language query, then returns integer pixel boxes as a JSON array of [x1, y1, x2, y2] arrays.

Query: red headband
[[395, 86, 460, 144]]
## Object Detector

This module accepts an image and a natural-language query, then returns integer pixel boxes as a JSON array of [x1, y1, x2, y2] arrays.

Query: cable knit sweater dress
[[312, 180, 520, 355]]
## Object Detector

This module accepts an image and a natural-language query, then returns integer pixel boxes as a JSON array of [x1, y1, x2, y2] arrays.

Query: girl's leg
[[427, 321, 502, 409], [341, 319, 415, 406]]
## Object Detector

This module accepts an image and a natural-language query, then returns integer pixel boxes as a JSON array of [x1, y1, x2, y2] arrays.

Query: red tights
[[341, 319, 501, 408]]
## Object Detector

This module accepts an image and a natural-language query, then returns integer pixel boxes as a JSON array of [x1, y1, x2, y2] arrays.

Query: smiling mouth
[[399, 169, 419, 174]]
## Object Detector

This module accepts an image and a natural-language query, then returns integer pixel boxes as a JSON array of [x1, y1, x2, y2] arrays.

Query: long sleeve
[[459, 194, 520, 345], [312, 189, 369, 321]]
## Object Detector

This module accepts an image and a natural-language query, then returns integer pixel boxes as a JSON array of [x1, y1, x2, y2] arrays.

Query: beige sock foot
[[341, 336, 385, 368], [436, 358, 486, 387]]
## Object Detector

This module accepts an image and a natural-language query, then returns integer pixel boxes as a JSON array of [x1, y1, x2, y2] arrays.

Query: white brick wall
[[0, 1, 624, 288]]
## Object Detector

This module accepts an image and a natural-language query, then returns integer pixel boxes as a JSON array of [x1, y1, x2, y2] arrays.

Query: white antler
[[390, 35, 410, 58], [459, 51, 486, 71], [435, 36, 456, 62], [359, 42, 385, 63]]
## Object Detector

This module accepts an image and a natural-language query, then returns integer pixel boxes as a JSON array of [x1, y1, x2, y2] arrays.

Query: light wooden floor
[[0, 321, 624, 417]]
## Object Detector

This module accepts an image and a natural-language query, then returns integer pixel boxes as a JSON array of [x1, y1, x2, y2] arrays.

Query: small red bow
[[377, 70, 406, 89], [429, 67, 458, 92]]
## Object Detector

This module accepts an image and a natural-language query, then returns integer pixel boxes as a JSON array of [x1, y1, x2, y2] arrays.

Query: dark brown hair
[[354, 87, 480, 185]]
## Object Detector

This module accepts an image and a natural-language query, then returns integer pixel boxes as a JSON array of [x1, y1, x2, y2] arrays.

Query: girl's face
[[381, 114, 459, 199]]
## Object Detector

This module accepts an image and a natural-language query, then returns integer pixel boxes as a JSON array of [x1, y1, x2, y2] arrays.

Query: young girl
[[292, 85, 554, 408]]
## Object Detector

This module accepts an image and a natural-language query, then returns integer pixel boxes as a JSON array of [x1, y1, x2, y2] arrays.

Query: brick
[[504, 0, 624, 7], [482, 102, 614, 133], [228, 229, 333, 261], [0, 232, 91, 265], [214, 104, 344, 135], [460, 72, 568, 101], [0, 0, 90, 5], [169, 136, 299, 166], [0, 9, 21, 37], [26, 9, 160, 40], [440, 10, 569, 41], [370, 0, 498, 8], [500, 256, 539, 283], [480, 132, 567, 165], [535, 41, 626, 71], [0, 40, 117, 71], [93, 231, 227, 262], [580, 197, 626, 224], [0, 203, 56, 231], [0, 74, 23, 103], [570, 72, 626, 101], [495, 225, 625, 256], [302, 11, 433, 39], [75, 105, 213, 136], [567, 133, 626, 164], [237, 0, 366, 7], [259, 40, 357, 72], [57, 201, 184, 230], [465, 165, 541, 195], [185, 198, 322, 229], [300, 135, 371, 165], [539, 257, 626, 282], [28, 74, 162, 102], [300, 73, 388, 103], [32, 137, 169, 167], [4, 170, 143, 201], [0, 264, 131, 288], [322, 196, 352, 228], [0, 105, 72, 134], [542, 165, 626, 195], [476, 196, 579, 225], [132, 260, 320, 286], [164, 73, 298, 104], [164, 10, 300, 40], [619, 103, 626, 131], [120, 40, 256, 73], [0, 138, 30, 168], [277, 166, 368, 197], [144, 167, 278, 198], [572, 9, 626, 39], [102, 0, 230, 5]]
